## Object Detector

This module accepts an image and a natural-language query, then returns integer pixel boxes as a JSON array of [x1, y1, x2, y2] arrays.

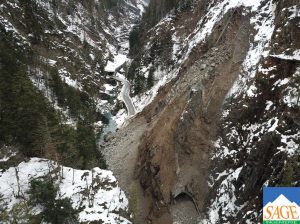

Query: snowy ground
[[0, 158, 131, 224]]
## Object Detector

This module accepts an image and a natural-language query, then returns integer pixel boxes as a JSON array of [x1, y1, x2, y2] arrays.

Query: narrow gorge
[[0, 0, 299, 224]]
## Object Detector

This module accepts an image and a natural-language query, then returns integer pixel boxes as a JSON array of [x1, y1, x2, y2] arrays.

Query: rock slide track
[[102, 8, 253, 224]]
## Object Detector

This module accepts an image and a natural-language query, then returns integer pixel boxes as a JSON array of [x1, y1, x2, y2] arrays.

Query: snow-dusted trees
[[142, 0, 178, 29], [29, 177, 78, 223]]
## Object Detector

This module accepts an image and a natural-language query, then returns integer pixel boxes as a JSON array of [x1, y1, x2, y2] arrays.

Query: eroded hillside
[[102, 0, 300, 223]]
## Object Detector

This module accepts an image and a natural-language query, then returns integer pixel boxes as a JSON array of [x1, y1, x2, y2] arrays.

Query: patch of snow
[[282, 68, 300, 107], [105, 54, 128, 73], [0, 12, 28, 46], [285, 5, 300, 20], [246, 84, 257, 97], [270, 51, 300, 61], [133, 66, 180, 112], [278, 133, 300, 155], [103, 84, 115, 93], [113, 109, 128, 127], [283, 88, 300, 107], [136, 0, 148, 16], [58, 68, 82, 90], [45, 58, 57, 66], [0, 147, 17, 162], [207, 167, 244, 224], [258, 65, 277, 74], [267, 117, 279, 132], [28, 68, 78, 127], [228, 1, 276, 97], [89, 53, 95, 61], [0, 158, 131, 224], [273, 78, 290, 87], [265, 101, 273, 111]]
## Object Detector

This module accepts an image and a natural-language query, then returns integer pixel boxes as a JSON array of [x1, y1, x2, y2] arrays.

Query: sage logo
[[263, 187, 300, 224]]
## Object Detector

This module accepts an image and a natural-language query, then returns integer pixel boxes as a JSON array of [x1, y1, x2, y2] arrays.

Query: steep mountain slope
[[0, 0, 147, 167], [0, 0, 146, 122], [1, 0, 299, 223], [205, 1, 300, 222], [100, 0, 300, 223], [0, 0, 147, 223]]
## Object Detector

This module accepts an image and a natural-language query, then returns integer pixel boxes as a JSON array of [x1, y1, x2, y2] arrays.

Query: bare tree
[[72, 168, 75, 185], [15, 167, 21, 198], [82, 172, 92, 208]]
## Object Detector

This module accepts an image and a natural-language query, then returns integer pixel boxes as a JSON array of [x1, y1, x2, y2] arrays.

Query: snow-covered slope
[[203, 1, 300, 223], [0, 158, 130, 223], [0, 0, 145, 126], [0, 0, 148, 223]]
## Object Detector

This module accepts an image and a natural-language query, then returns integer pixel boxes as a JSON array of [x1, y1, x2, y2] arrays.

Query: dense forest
[[0, 23, 106, 170]]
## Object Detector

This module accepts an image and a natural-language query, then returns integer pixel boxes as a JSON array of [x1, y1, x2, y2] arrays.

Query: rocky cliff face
[[205, 1, 300, 223], [118, 0, 300, 223], [134, 4, 252, 222]]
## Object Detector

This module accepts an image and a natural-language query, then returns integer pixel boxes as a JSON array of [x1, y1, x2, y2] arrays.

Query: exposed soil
[[102, 8, 254, 224], [171, 194, 199, 224], [101, 116, 148, 194], [134, 9, 252, 224]]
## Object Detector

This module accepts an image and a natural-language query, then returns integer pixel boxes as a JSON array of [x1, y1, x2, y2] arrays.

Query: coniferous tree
[[161, 31, 173, 69], [127, 59, 140, 81], [129, 25, 141, 56], [147, 67, 155, 89], [50, 70, 65, 107], [134, 74, 144, 95], [29, 178, 78, 223]]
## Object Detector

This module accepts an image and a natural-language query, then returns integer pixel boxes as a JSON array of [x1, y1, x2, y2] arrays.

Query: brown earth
[[134, 9, 253, 224], [102, 7, 254, 224]]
